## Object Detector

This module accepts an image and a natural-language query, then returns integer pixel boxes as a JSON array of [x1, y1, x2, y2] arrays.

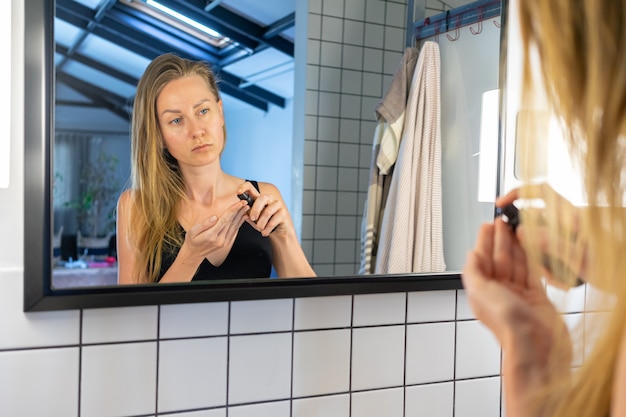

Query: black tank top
[[157, 181, 273, 281]]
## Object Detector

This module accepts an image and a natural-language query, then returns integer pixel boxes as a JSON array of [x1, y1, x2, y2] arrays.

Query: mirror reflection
[[52, 0, 501, 288]]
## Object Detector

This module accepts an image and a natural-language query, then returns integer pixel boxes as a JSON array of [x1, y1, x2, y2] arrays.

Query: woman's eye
[[170, 117, 181, 125], [199, 108, 209, 115]]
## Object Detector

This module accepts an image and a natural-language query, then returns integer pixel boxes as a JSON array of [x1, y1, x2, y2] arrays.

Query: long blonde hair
[[517, 1, 626, 416], [129, 53, 224, 282]]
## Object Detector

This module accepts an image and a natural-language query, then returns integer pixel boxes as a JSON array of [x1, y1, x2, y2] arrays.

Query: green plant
[[65, 150, 119, 238]]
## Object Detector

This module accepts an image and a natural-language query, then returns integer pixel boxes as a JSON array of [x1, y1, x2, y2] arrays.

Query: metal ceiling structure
[[54, 0, 296, 129]]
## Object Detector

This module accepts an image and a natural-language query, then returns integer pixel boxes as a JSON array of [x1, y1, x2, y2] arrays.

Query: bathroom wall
[[1, 0, 589, 416], [299, 0, 406, 275]]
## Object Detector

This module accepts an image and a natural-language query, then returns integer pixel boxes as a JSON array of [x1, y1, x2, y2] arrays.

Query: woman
[[462, 1, 626, 416], [117, 53, 315, 284]]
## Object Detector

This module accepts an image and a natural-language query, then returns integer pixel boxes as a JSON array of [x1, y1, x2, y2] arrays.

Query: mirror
[[25, 0, 503, 310]]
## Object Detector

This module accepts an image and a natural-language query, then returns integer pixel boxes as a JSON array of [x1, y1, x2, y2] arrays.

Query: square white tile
[[344, 0, 365, 20], [343, 20, 365, 46], [321, 16, 344, 43], [365, 0, 386, 24], [455, 320, 501, 379], [383, 26, 406, 52], [292, 394, 350, 417], [406, 322, 455, 384], [320, 66, 342, 92], [0, 271, 79, 350], [158, 338, 228, 412], [160, 302, 228, 338], [316, 166, 338, 190], [294, 296, 352, 330], [82, 306, 158, 344], [341, 45, 364, 71], [319, 115, 340, 138], [293, 329, 351, 397], [322, 0, 344, 17], [337, 168, 359, 193], [318, 92, 341, 118], [361, 72, 382, 98], [351, 387, 403, 417], [362, 48, 383, 73], [0, 347, 79, 417], [405, 382, 454, 417], [455, 377, 501, 417], [230, 299, 293, 334], [229, 400, 290, 417], [339, 143, 360, 168], [383, 50, 403, 75], [385, 2, 406, 27], [81, 342, 157, 417], [228, 333, 292, 404], [351, 326, 405, 390], [364, 23, 384, 49], [353, 292, 406, 326], [407, 290, 456, 323], [320, 41, 343, 67], [340, 95, 362, 119]]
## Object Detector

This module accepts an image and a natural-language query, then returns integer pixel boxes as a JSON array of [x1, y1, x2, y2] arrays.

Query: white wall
[[222, 100, 295, 217], [0, 1, 517, 416]]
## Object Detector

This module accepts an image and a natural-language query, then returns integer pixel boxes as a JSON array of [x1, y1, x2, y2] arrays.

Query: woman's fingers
[[493, 218, 516, 282], [474, 223, 495, 278]]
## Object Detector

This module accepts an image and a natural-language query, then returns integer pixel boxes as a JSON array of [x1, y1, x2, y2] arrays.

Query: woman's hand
[[462, 219, 571, 417], [497, 184, 588, 288], [182, 199, 250, 266], [237, 181, 294, 237]]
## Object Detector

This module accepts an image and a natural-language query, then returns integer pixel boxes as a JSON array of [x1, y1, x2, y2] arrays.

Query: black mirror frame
[[23, 0, 479, 312]]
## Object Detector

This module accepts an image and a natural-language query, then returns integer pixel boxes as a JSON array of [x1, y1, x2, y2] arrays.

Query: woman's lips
[[192, 143, 211, 151]]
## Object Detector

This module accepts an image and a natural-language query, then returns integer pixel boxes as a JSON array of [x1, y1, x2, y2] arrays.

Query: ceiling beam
[[56, 0, 287, 111]]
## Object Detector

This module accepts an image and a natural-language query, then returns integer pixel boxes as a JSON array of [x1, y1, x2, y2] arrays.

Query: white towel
[[375, 41, 446, 274]]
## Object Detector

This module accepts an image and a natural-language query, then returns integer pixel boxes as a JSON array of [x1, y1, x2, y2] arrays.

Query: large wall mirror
[[24, 0, 504, 311]]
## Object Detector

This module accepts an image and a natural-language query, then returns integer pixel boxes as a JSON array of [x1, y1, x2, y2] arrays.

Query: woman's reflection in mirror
[[116, 53, 316, 284]]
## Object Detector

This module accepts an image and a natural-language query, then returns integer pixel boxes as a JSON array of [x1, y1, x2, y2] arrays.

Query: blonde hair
[[129, 53, 224, 282], [517, 1, 626, 416]]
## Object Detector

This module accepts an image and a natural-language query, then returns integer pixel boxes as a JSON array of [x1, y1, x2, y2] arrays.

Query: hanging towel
[[360, 47, 419, 274], [374, 41, 446, 274]]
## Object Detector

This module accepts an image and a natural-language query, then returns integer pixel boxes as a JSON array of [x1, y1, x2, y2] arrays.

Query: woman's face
[[156, 75, 225, 169]]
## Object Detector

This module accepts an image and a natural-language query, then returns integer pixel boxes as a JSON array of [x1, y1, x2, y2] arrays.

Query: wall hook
[[446, 14, 462, 41], [470, 6, 485, 35]]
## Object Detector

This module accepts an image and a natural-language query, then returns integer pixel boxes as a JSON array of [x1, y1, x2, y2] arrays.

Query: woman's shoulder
[[117, 188, 137, 211]]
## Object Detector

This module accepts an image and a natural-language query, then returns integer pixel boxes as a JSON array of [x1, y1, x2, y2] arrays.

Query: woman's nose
[[189, 119, 205, 138]]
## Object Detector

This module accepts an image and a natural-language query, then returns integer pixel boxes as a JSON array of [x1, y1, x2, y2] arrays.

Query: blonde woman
[[117, 53, 315, 284], [462, 1, 626, 416]]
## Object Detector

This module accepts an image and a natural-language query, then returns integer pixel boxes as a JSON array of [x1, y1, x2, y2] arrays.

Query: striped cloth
[[360, 47, 419, 275], [374, 41, 446, 274]]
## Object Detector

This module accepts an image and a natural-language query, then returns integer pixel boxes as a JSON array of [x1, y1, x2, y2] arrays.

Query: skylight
[[121, 0, 234, 49]]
